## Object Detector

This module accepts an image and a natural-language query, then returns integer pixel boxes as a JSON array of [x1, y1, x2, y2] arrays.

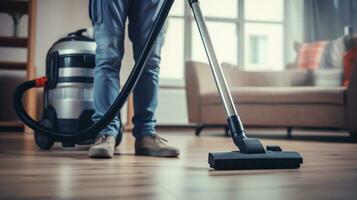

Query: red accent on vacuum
[[35, 76, 48, 87]]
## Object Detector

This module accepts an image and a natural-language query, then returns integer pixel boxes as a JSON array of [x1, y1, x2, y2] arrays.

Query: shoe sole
[[135, 148, 179, 158], [88, 148, 114, 159]]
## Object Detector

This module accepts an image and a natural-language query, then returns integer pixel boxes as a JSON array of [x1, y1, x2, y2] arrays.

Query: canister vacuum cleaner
[[13, 0, 174, 150], [14, 0, 303, 170], [28, 28, 124, 149]]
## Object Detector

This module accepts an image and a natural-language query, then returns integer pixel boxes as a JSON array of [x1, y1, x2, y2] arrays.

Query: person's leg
[[128, 0, 165, 139], [128, 0, 179, 157], [89, 0, 129, 158]]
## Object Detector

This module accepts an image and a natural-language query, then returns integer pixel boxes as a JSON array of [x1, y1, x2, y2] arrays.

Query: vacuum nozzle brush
[[209, 149, 303, 170]]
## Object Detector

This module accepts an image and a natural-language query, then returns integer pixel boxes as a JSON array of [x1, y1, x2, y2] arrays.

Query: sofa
[[185, 61, 357, 139]]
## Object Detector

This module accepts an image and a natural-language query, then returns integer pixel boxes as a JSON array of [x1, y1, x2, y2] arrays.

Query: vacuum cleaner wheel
[[34, 119, 55, 150]]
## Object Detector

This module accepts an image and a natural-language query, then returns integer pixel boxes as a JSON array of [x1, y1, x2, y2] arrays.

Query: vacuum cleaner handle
[[189, 0, 265, 153], [68, 29, 87, 37]]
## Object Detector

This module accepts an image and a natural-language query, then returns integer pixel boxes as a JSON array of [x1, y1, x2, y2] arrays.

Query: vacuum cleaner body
[[35, 30, 122, 149], [36, 30, 96, 148], [45, 32, 96, 134]]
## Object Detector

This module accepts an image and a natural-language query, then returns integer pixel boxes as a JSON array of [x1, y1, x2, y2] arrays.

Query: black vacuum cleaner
[[188, 0, 303, 170], [13, 0, 302, 170]]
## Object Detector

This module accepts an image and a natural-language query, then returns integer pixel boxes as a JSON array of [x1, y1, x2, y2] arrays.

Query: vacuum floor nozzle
[[209, 150, 303, 170]]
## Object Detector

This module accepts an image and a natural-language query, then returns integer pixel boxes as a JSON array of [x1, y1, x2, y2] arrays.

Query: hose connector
[[34, 76, 48, 87]]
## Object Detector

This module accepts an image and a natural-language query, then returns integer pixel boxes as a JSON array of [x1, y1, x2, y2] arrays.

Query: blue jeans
[[89, 0, 165, 139]]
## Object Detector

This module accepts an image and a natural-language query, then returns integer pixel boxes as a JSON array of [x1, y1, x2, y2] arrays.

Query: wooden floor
[[0, 129, 357, 200]]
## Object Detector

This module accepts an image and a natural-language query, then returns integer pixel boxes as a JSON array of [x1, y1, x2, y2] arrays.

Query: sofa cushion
[[233, 71, 291, 87], [286, 69, 313, 86], [201, 87, 346, 105], [200, 103, 346, 128], [222, 63, 290, 87], [313, 69, 343, 87]]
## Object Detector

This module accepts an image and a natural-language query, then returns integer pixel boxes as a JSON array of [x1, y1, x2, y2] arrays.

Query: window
[[244, 0, 284, 71], [159, 0, 286, 84], [191, 0, 239, 66], [245, 23, 284, 71], [192, 22, 237, 65], [249, 35, 267, 66], [160, 18, 185, 80], [159, 0, 185, 81], [198, 0, 238, 18], [244, 0, 284, 21]]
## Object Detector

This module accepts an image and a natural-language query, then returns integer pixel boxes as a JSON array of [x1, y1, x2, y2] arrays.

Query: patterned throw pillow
[[296, 41, 328, 70]]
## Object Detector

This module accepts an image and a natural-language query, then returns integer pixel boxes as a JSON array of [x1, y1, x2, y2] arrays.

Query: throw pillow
[[296, 41, 328, 70], [320, 37, 345, 69]]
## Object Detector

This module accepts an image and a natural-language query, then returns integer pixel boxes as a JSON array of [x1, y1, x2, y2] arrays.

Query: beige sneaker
[[88, 135, 116, 158], [135, 134, 180, 157]]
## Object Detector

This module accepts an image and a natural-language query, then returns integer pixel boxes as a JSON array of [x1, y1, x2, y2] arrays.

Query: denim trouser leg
[[90, 0, 164, 139], [128, 0, 165, 139], [90, 0, 129, 138]]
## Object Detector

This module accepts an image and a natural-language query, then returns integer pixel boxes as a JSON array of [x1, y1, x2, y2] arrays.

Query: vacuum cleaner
[[13, 0, 303, 170], [29, 28, 124, 149], [13, 0, 174, 149], [188, 0, 303, 170]]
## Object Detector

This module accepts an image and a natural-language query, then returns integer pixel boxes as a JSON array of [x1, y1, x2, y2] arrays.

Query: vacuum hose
[[13, 0, 174, 143]]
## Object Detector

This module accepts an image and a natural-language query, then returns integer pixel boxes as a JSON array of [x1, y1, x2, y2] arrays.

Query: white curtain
[[285, 0, 304, 64]]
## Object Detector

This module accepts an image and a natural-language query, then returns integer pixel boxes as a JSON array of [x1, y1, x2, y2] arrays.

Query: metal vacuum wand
[[189, 0, 265, 154], [190, 1, 237, 118]]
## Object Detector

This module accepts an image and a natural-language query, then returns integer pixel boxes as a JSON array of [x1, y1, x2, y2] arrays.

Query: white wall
[[0, 0, 189, 125], [34, 0, 136, 76]]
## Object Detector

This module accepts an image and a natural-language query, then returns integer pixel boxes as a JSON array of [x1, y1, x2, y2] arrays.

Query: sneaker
[[135, 134, 180, 157], [88, 135, 116, 158]]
